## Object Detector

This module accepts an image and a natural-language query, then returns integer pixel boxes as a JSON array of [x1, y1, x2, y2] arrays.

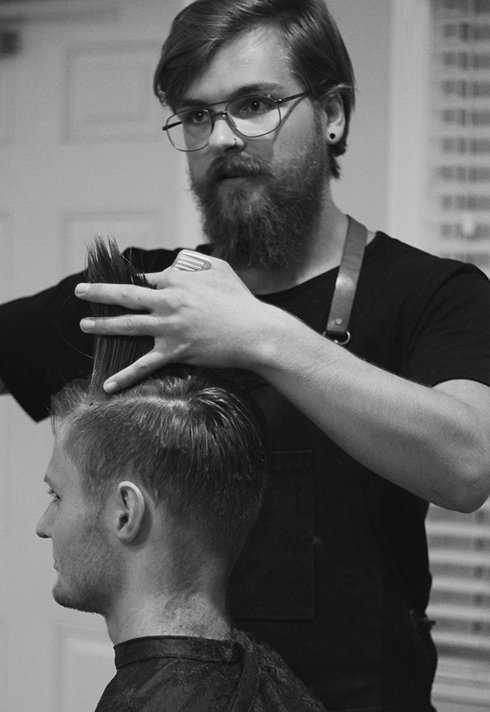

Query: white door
[[0, 2, 199, 710], [0, 1, 407, 710]]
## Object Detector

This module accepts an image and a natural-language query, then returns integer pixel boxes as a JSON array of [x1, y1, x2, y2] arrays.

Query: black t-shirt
[[1, 233, 490, 707], [0, 234, 488, 419], [95, 632, 327, 711]]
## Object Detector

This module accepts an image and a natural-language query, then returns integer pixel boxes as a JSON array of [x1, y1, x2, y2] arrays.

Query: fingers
[[143, 269, 174, 288], [104, 351, 168, 393], [75, 282, 163, 308], [80, 313, 157, 335], [77, 254, 232, 294]]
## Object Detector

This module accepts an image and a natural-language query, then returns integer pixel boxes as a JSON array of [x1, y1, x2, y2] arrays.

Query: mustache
[[204, 154, 270, 183]]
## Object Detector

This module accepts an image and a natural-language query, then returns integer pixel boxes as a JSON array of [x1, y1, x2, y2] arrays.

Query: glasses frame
[[162, 91, 309, 152]]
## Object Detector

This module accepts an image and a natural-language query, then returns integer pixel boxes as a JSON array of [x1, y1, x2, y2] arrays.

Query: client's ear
[[114, 481, 146, 543]]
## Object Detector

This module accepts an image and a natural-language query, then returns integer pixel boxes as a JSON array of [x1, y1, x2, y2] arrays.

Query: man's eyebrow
[[179, 82, 286, 108]]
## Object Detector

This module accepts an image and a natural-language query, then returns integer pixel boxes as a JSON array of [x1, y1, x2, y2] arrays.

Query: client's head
[[36, 241, 269, 632]]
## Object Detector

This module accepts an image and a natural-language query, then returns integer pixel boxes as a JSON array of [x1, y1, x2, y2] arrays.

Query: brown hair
[[154, 0, 355, 178], [52, 240, 270, 578]]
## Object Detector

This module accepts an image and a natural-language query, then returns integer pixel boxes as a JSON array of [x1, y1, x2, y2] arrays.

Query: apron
[[227, 218, 437, 710]]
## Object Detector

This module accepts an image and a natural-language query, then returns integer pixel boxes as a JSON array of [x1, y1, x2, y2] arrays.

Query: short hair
[[52, 240, 270, 581], [153, 0, 355, 178]]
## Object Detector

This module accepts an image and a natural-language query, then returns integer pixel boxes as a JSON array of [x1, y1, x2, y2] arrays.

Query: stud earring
[[329, 132, 336, 140]]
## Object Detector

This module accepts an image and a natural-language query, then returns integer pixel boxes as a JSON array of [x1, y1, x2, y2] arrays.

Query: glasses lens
[[164, 96, 283, 151], [166, 109, 212, 152], [228, 96, 280, 137]]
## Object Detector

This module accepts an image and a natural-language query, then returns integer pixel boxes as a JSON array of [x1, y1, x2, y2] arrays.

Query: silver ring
[[173, 250, 212, 272]]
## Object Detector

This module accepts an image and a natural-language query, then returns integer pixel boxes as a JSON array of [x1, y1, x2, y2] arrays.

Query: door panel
[[0, 2, 197, 710]]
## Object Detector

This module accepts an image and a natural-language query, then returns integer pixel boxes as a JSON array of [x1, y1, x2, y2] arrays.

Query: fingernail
[[75, 283, 88, 295], [104, 381, 118, 394], [80, 318, 95, 331]]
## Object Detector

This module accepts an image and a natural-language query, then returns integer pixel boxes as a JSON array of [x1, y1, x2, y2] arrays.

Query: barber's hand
[[75, 255, 270, 392]]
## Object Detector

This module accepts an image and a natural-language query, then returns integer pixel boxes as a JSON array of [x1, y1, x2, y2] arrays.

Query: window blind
[[426, 1, 490, 707], [427, 500, 490, 704], [428, 0, 490, 276]]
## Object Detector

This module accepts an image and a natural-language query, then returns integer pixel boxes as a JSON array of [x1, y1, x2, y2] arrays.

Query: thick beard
[[190, 134, 329, 271]]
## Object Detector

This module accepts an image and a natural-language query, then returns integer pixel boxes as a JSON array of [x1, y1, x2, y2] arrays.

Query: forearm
[[74, 261, 490, 511], [252, 308, 490, 512]]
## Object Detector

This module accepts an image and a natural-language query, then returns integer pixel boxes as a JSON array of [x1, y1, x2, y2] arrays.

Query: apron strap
[[323, 215, 368, 345]]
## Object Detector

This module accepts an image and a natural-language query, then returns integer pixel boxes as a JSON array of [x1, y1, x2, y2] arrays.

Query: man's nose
[[36, 508, 51, 539], [207, 114, 242, 153]]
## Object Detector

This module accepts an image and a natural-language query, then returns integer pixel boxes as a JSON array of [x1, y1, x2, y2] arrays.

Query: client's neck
[[106, 587, 231, 645]]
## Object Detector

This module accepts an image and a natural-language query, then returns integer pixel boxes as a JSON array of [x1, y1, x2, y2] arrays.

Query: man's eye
[[234, 97, 275, 117], [47, 487, 60, 503], [181, 109, 210, 127]]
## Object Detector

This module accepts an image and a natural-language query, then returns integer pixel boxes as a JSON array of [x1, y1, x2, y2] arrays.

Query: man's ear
[[322, 92, 346, 145], [114, 481, 146, 543]]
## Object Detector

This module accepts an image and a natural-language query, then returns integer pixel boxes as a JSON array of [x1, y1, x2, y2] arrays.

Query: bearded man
[[2, 1, 490, 710]]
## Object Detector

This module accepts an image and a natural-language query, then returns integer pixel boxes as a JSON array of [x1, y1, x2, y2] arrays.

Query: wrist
[[249, 304, 304, 376]]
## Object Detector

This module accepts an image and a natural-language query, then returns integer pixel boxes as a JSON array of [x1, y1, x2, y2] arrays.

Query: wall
[[328, 0, 392, 233], [0, 2, 393, 710]]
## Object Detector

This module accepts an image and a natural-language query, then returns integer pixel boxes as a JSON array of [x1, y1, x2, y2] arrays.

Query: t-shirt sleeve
[[401, 266, 490, 388], [0, 246, 181, 422], [0, 271, 94, 421]]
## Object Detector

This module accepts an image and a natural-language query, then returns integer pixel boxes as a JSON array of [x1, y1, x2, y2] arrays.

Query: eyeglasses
[[162, 91, 309, 152]]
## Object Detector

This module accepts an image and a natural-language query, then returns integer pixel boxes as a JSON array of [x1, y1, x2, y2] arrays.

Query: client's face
[[36, 428, 120, 617]]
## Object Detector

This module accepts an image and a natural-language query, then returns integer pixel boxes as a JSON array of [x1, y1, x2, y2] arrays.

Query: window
[[428, 0, 490, 276], [427, 501, 490, 706], [389, 1, 490, 708]]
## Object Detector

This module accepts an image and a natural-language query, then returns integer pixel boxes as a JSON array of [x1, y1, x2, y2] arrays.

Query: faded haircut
[[153, 0, 355, 178], [51, 239, 270, 573]]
